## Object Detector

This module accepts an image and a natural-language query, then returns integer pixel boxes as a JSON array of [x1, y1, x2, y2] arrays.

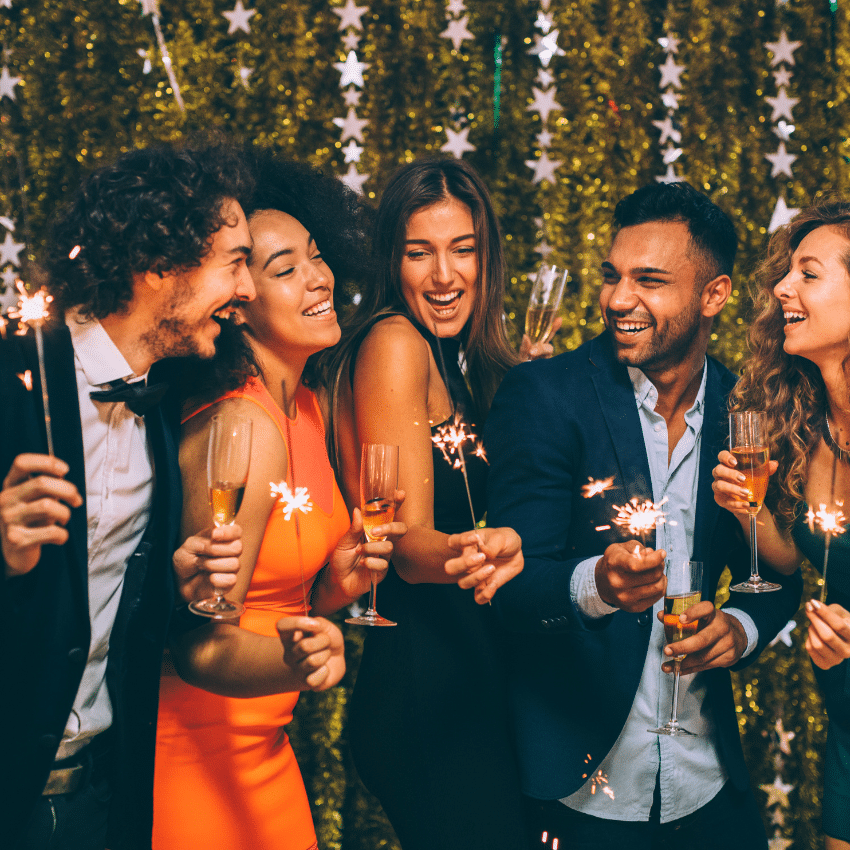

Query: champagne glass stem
[[365, 569, 378, 617], [669, 659, 683, 726], [749, 512, 759, 582]]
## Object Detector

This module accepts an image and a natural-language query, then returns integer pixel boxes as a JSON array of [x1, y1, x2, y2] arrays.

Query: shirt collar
[[627, 361, 707, 417], [66, 309, 140, 388]]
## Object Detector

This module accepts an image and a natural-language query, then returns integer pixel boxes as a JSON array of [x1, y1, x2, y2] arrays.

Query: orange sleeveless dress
[[153, 379, 350, 850]]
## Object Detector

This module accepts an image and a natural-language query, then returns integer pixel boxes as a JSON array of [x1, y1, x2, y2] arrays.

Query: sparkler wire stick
[[34, 325, 54, 456]]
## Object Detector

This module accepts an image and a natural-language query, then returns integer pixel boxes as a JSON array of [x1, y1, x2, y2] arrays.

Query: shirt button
[[637, 611, 651, 627], [654, 424, 662, 432]]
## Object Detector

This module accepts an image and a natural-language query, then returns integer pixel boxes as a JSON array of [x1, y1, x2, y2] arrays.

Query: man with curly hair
[[1, 140, 256, 850]]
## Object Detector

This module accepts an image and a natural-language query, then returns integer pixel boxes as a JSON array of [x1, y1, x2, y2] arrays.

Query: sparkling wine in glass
[[189, 412, 253, 619], [649, 560, 703, 737], [524, 264, 568, 347], [346, 443, 399, 627], [729, 411, 780, 593]]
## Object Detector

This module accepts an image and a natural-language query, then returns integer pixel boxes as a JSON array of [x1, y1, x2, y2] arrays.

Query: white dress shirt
[[57, 312, 154, 760], [562, 364, 757, 822]]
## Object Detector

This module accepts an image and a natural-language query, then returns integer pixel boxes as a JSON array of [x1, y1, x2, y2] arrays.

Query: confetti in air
[[270, 481, 313, 521], [582, 476, 616, 498]]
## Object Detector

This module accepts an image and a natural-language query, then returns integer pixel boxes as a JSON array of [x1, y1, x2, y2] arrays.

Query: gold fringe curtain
[[2, 1, 848, 846]]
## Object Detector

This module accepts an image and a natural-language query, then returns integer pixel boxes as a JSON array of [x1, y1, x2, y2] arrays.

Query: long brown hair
[[322, 157, 519, 466], [731, 199, 850, 529]]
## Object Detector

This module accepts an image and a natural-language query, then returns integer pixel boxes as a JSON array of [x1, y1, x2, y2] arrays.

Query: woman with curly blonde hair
[[713, 199, 850, 849]]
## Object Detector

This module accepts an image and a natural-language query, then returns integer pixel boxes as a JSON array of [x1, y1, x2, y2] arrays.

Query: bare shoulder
[[358, 315, 430, 366]]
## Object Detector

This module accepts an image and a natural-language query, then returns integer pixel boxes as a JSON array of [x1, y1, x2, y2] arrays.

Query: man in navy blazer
[[2, 141, 255, 850], [486, 182, 802, 849]]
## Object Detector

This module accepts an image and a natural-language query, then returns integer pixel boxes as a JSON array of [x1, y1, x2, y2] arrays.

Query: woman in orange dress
[[153, 154, 402, 850]]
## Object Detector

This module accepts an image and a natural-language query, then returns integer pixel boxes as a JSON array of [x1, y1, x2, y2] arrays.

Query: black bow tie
[[89, 379, 168, 417]]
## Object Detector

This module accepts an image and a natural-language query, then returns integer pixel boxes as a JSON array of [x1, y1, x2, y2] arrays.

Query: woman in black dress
[[324, 158, 529, 850]]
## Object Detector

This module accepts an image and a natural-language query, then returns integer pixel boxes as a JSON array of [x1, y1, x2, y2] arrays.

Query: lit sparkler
[[611, 496, 668, 545], [17, 370, 32, 391], [8, 280, 54, 455], [806, 501, 847, 602], [270, 481, 313, 521], [582, 476, 616, 499], [0, 313, 7, 339]]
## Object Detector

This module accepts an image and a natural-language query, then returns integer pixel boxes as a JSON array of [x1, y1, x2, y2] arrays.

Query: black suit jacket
[[1, 323, 184, 849], [485, 332, 802, 801]]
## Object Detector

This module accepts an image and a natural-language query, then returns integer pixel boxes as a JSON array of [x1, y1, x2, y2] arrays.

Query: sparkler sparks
[[806, 501, 847, 602], [17, 370, 32, 390], [431, 413, 486, 469], [589, 769, 615, 799], [68, 244, 82, 260], [8, 279, 52, 332], [270, 481, 313, 521], [582, 476, 615, 498], [611, 496, 668, 540]]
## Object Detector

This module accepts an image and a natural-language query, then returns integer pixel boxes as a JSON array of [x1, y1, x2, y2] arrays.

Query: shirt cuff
[[570, 556, 619, 620], [722, 608, 758, 658]]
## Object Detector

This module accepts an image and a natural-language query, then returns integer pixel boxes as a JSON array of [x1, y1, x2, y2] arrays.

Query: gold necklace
[[824, 413, 850, 464]]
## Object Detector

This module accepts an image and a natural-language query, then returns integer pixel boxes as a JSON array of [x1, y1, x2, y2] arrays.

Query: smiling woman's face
[[240, 209, 340, 357]]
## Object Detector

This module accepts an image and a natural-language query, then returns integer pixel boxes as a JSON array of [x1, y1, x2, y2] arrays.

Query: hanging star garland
[[441, 126, 475, 159], [765, 142, 797, 178], [441, 15, 474, 51], [0, 231, 25, 267], [653, 21, 685, 184], [333, 108, 369, 143], [765, 88, 799, 123], [768, 619, 797, 648], [769, 197, 800, 233], [765, 30, 802, 66], [760, 774, 794, 808], [222, 1, 256, 36], [658, 53, 685, 89], [525, 150, 563, 185], [332, 0, 367, 30], [334, 50, 368, 88], [527, 86, 562, 124], [0, 65, 21, 100]]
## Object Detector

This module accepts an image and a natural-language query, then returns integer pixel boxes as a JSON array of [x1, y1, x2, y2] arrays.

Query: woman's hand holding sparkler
[[594, 542, 667, 612], [1, 453, 83, 578], [172, 525, 243, 605], [660, 603, 748, 675], [276, 616, 346, 692], [805, 599, 850, 670], [445, 526, 523, 604]]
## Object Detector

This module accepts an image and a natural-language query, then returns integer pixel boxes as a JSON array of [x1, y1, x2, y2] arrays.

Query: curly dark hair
[[179, 147, 375, 403], [731, 199, 850, 530], [44, 136, 253, 319]]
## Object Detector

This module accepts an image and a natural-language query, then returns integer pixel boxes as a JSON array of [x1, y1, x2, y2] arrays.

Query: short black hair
[[45, 136, 253, 319], [613, 181, 738, 281]]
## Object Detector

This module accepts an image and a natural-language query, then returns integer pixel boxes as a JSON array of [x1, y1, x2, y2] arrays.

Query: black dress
[[347, 318, 528, 850], [792, 505, 850, 842]]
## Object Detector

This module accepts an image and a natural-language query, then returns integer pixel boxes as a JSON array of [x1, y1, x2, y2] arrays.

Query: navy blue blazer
[[485, 331, 802, 801], [1, 323, 185, 850]]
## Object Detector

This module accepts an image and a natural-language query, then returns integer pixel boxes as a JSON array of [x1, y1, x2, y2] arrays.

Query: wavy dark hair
[[731, 199, 850, 530], [179, 148, 375, 403], [322, 157, 519, 447], [45, 136, 253, 319], [614, 181, 738, 284]]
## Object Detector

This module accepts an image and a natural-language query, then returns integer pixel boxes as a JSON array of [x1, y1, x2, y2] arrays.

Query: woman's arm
[[711, 449, 802, 574]]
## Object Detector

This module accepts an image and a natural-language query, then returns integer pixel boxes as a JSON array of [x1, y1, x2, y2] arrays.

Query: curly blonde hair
[[731, 200, 850, 530]]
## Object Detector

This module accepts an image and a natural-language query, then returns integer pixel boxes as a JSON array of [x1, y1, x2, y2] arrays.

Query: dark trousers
[[525, 781, 767, 850], [13, 736, 112, 850]]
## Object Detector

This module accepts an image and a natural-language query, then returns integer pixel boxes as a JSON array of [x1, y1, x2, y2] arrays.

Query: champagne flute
[[649, 560, 703, 737], [524, 263, 568, 348], [189, 412, 253, 619], [729, 411, 781, 592], [346, 443, 399, 627]]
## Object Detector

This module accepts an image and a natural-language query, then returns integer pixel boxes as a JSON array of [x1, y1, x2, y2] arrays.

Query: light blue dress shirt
[[562, 363, 757, 823]]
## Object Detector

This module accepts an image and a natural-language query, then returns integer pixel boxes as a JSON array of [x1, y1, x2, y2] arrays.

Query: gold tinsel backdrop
[[2, 0, 849, 847]]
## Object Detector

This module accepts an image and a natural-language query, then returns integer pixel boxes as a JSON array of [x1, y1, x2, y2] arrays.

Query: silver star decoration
[[652, 115, 681, 145], [527, 86, 562, 123], [222, 1, 256, 35], [658, 53, 685, 89], [768, 197, 799, 233], [0, 0, 11, 7], [1, 265, 17, 290], [341, 139, 363, 163], [238, 66, 253, 88], [775, 717, 795, 755], [441, 126, 475, 159], [765, 142, 796, 178], [768, 619, 796, 647], [765, 87, 799, 122], [773, 120, 795, 141], [662, 145, 683, 164], [340, 163, 369, 195], [343, 88, 362, 107], [0, 65, 22, 101], [441, 15, 473, 51], [334, 50, 368, 88], [536, 128, 554, 148], [765, 30, 802, 66], [760, 774, 793, 808], [0, 215, 14, 231], [342, 31, 361, 51], [536, 68, 555, 88], [528, 30, 565, 67], [534, 239, 554, 259], [770, 808, 786, 827], [333, 108, 369, 142], [658, 32, 681, 54], [773, 67, 792, 88], [655, 164, 682, 184], [446, 0, 467, 13], [137, 47, 152, 74], [139, 0, 157, 14], [535, 10, 554, 33], [0, 231, 24, 267], [661, 90, 681, 110], [333, 0, 368, 30], [525, 150, 562, 184]]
